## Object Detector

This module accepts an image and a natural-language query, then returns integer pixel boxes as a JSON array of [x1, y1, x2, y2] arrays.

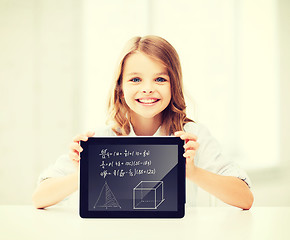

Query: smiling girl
[[32, 36, 254, 210]]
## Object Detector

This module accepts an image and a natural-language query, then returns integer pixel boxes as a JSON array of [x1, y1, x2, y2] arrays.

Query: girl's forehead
[[123, 52, 168, 75]]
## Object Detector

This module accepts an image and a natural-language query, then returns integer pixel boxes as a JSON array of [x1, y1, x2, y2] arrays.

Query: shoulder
[[183, 121, 221, 154], [183, 121, 212, 138], [93, 125, 117, 136]]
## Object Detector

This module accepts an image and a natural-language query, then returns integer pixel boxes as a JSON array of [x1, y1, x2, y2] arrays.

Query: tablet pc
[[79, 136, 185, 218]]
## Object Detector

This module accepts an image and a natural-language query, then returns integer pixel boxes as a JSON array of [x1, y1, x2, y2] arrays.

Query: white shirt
[[38, 122, 251, 207]]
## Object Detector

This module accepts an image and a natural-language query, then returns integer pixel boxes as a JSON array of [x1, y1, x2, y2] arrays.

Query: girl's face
[[122, 52, 171, 121]]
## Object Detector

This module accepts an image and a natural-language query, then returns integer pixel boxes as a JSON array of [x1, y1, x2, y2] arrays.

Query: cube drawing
[[133, 181, 165, 209]]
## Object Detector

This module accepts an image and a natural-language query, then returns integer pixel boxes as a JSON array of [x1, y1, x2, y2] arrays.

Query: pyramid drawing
[[93, 181, 121, 209]]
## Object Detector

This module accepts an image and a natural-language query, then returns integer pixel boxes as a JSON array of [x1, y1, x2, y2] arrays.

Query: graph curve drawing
[[93, 181, 121, 209]]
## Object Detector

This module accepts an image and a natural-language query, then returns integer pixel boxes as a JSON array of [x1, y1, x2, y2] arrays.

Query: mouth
[[136, 98, 161, 105]]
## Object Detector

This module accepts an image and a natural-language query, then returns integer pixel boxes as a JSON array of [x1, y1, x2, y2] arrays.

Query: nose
[[141, 81, 154, 94], [142, 89, 153, 94]]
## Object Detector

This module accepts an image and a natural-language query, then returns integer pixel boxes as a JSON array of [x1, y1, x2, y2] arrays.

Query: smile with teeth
[[136, 98, 160, 104]]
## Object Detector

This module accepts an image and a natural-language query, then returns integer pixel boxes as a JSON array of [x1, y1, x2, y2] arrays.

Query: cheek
[[123, 87, 130, 96], [121, 84, 129, 98], [162, 86, 172, 103], [122, 86, 136, 104]]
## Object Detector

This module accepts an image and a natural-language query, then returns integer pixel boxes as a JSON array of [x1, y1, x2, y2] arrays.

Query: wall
[[0, 0, 81, 204], [0, 0, 289, 206], [279, 0, 290, 169]]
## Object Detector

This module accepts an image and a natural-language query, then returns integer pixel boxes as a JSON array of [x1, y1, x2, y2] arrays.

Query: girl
[[32, 35, 254, 210]]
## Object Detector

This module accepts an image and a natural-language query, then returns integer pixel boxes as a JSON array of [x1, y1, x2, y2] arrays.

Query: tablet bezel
[[79, 136, 185, 218]]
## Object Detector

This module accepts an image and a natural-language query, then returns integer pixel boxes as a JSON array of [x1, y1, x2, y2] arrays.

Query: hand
[[69, 131, 95, 169], [174, 131, 199, 177]]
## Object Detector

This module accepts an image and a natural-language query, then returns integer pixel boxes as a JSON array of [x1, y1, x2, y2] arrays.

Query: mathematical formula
[[100, 160, 152, 169], [97, 148, 155, 178], [99, 168, 156, 179], [99, 148, 150, 159]]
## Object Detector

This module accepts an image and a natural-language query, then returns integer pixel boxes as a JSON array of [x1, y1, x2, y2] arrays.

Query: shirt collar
[[128, 122, 163, 136]]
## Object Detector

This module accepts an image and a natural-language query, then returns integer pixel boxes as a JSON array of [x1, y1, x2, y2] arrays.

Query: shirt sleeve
[[37, 126, 116, 185], [184, 122, 252, 188], [37, 154, 76, 184]]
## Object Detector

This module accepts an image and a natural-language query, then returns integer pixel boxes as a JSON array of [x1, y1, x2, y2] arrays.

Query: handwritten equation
[[97, 148, 155, 179], [99, 148, 150, 159], [100, 168, 156, 179], [100, 160, 152, 169]]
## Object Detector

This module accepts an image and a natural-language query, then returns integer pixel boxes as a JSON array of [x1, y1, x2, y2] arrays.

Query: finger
[[73, 134, 88, 143], [174, 131, 185, 137], [174, 131, 197, 141], [183, 150, 196, 159], [72, 149, 79, 155], [70, 142, 83, 153], [183, 150, 196, 158], [69, 152, 80, 161], [179, 132, 197, 141], [86, 131, 95, 137], [184, 141, 200, 150], [185, 157, 194, 166]]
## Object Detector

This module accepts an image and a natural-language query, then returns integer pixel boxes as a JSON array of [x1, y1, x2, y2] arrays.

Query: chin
[[139, 113, 162, 120]]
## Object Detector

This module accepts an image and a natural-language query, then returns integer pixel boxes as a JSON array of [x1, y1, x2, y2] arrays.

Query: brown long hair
[[107, 35, 193, 135]]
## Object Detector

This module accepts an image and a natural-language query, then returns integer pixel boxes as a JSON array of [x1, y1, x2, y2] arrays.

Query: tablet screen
[[80, 137, 185, 218]]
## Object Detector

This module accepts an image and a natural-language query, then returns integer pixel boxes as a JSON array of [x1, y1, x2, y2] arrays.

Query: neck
[[130, 113, 163, 136]]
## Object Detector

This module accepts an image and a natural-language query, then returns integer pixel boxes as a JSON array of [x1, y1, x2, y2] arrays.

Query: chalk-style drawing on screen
[[93, 181, 121, 209], [133, 181, 165, 209]]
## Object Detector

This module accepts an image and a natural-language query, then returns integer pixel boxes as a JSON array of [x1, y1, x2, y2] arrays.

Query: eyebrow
[[124, 72, 169, 77], [154, 72, 169, 76]]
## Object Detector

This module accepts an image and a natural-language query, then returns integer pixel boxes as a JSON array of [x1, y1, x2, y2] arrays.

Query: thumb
[[86, 131, 95, 137]]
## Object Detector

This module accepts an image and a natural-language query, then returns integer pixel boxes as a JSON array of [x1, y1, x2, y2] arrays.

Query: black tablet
[[79, 136, 185, 218]]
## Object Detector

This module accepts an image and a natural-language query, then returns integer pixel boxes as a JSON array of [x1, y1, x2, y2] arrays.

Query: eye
[[155, 77, 167, 83], [130, 77, 141, 83]]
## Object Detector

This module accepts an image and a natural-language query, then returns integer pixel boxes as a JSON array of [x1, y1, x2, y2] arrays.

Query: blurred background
[[1, 0, 289, 206]]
